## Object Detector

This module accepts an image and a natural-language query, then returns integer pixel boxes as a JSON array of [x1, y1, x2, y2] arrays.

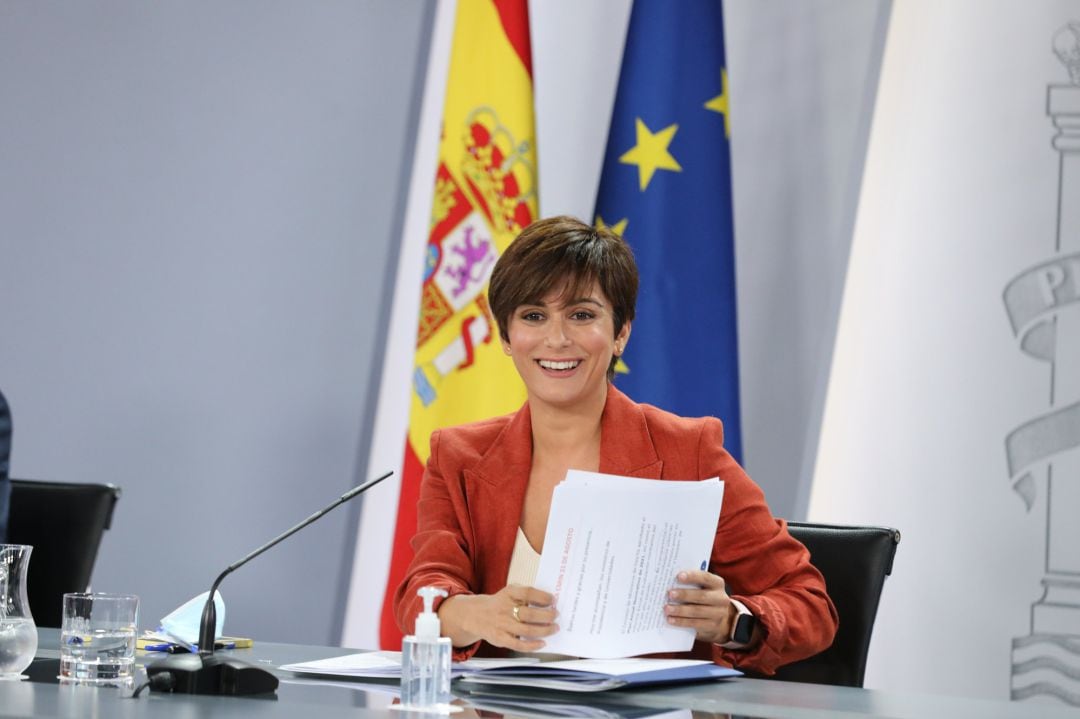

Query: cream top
[[505, 526, 541, 588], [504, 526, 574, 661]]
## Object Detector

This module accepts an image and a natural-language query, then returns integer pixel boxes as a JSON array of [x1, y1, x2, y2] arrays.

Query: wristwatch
[[730, 606, 757, 647]]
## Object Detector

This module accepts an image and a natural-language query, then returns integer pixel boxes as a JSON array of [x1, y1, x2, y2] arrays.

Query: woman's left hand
[[664, 569, 738, 645]]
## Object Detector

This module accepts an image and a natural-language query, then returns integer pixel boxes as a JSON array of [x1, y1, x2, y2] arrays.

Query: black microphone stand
[[146, 470, 393, 696]]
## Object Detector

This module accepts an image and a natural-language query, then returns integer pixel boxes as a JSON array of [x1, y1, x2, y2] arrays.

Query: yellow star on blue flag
[[619, 119, 681, 191]]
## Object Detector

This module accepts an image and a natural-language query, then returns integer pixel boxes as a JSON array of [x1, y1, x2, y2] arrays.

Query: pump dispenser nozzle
[[415, 586, 448, 640]]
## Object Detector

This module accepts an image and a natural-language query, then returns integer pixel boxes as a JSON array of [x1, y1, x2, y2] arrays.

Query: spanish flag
[[343, 0, 537, 650]]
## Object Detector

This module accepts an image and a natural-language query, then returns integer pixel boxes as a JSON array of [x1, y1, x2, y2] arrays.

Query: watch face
[[732, 613, 756, 645]]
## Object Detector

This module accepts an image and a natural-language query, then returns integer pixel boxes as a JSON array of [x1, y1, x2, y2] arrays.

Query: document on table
[[459, 658, 740, 693], [533, 471, 724, 658], [279, 651, 537, 678]]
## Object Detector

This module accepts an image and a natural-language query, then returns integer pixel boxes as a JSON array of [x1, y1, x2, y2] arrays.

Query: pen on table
[[142, 641, 234, 653], [190, 641, 237, 651], [141, 643, 180, 653]]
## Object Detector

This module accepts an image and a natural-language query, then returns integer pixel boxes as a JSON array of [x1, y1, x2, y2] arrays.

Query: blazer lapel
[[463, 403, 533, 593], [599, 385, 663, 479]]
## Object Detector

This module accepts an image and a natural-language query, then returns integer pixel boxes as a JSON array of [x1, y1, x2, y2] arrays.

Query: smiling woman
[[493, 219, 634, 415], [392, 216, 838, 676]]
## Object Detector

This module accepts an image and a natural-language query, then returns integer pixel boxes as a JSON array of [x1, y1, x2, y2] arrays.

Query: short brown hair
[[488, 216, 638, 380]]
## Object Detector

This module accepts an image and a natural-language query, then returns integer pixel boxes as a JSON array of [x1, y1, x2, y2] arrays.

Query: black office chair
[[6, 479, 122, 627], [0, 389, 11, 543], [768, 522, 900, 688]]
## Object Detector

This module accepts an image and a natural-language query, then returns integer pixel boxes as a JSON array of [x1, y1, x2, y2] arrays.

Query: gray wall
[[0, 0, 887, 645], [0, 0, 432, 644], [726, 0, 890, 518]]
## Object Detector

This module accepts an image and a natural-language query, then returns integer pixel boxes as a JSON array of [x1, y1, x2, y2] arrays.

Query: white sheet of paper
[[279, 651, 537, 678], [533, 471, 724, 658], [531, 657, 710, 676], [280, 651, 401, 676]]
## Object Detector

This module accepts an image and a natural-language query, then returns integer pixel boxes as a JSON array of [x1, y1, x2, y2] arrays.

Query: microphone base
[[147, 653, 279, 696]]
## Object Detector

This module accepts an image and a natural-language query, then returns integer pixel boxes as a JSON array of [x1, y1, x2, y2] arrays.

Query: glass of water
[[60, 593, 139, 688]]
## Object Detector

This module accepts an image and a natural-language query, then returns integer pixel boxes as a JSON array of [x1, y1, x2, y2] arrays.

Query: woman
[[393, 216, 837, 675]]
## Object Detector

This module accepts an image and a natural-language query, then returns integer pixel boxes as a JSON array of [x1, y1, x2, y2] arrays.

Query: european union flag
[[595, 0, 742, 460]]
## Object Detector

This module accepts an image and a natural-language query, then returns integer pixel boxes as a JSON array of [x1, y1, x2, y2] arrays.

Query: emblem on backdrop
[[1002, 20, 1080, 706]]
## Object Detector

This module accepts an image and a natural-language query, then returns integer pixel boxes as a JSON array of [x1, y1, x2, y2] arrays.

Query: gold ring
[[512, 605, 521, 623]]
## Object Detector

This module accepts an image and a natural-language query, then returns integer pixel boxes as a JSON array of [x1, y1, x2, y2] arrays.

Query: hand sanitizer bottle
[[400, 586, 451, 709]]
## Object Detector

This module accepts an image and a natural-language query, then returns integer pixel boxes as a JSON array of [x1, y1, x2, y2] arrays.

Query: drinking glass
[[60, 593, 139, 687]]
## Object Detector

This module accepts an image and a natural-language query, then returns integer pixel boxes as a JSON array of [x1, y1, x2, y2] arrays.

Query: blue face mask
[[160, 591, 225, 646]]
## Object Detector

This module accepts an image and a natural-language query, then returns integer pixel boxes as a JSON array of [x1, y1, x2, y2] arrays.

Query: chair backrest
[[769, 522, 900, 688], [6, 479, 121, 627], [0, 390, 10, 543], [0, 389, 10, 478]]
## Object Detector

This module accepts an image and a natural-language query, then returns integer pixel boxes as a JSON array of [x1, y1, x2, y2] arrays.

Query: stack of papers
[[458, 658, 740, 693], [282, 654, 739, 693], [534, 471, 724, 658]]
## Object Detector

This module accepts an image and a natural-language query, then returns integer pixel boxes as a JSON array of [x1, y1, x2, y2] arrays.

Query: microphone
[[146, 470, 393, 696]]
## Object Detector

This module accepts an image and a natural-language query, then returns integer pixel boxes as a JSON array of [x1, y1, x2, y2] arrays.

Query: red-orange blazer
[[394, 386, 837, 675]]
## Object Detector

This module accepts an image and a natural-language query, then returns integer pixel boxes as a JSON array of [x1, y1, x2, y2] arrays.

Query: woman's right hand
[[437, 585, 558, 652]]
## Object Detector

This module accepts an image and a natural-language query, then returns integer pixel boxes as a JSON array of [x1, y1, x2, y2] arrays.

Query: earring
[[504, 344, 512, 355]]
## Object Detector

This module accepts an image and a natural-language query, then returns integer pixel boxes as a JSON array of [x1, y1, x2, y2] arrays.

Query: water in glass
[[60, 627, 137, 685], [0, 618, 37, 676]]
